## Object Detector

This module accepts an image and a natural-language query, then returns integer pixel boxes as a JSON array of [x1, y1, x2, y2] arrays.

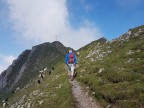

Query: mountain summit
[[0, 41, 69, 93]]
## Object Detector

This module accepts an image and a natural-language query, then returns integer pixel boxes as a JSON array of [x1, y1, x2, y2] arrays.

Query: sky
[[0, 0, 144, 73]]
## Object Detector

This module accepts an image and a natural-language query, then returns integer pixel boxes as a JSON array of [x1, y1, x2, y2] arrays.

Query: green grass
[[0, 62, 76, 108], [76, 26, 144, 108]]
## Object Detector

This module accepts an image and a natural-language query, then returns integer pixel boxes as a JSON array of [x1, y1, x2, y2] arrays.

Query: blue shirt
[[65, 52, 77, 64]]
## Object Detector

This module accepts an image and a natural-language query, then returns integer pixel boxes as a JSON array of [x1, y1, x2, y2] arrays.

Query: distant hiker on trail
[[65, 50, 77, 81]]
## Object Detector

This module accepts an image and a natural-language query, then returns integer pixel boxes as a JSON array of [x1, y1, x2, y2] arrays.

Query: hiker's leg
[[71, 64, 75, 77], [70, 64, 75, 81], [68, 71, 71, 79], [67, 64, 71, 78]]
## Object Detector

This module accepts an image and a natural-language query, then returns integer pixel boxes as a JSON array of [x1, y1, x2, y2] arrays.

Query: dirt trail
[[70, 80, 101, 108]]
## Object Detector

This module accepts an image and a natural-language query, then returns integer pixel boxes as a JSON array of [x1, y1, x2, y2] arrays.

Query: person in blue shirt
[[65, 50, 77, 81]]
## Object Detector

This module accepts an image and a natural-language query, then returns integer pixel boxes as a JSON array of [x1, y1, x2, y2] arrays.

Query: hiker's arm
[[65, 54, 68, 64], [74, 54, 77, 65]]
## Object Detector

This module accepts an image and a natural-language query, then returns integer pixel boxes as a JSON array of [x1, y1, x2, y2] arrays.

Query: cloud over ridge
[[7, 0, 103, 49]]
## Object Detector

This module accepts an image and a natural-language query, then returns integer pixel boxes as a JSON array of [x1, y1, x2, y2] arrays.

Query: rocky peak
[[52, 41, 68, 54], [0, 41, 69, 93], [96, 37, 107, 43], [52, 41, 65, 47]]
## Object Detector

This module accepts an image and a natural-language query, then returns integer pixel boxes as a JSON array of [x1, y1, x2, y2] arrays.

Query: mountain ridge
[[0, 41, 70, 94]]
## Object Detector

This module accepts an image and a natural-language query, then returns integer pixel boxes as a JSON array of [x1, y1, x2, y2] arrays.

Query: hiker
[[65, 50, 77, 81]]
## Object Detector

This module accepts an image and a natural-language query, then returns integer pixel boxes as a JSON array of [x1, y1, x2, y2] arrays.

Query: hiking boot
[[68, 75, 71, 79], [71, 76, 74, 81]]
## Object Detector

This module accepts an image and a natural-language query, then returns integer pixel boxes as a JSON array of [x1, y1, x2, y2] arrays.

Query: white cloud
[[6, 0, 103, 50], [0, 54, 16, 74], [3, 55, 16, 65]]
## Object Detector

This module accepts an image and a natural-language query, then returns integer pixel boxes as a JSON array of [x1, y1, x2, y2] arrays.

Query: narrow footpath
[[69, 80, 101, 108]]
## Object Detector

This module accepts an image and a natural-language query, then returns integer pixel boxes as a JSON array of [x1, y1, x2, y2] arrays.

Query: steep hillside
[[0, 41, 70, 101], [0, 50, 31, 91], [76, 25, 144, 108], [0, 62, 75, 108]]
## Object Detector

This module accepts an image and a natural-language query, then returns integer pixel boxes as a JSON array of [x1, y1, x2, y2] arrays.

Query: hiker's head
[[68, 50, 72, 53]]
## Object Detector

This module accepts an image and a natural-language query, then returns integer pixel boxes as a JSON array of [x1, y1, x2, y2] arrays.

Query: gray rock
[[90, 58, 94, 62], [27, 102, 32, 108], [19, 95, 26, 104], [127, 50, 134, 55], [107, 50, 112, 54], [127, 58, 134, 63], [76, 52, 80, 56], [44, 67, 47, 71], [134, 33, 139, 37], [33, 90, 40, 96], [15, 87, 20, 92], [98, 68, 104, 73], [92, 92, 95, 95], [126, 30, 132, 36], [107, 104, 112, 108], [9, 104, 16, 108], [38, 100, 43, 105]]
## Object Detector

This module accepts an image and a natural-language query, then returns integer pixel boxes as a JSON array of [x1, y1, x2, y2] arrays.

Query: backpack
[[69, 53, 74, 63]]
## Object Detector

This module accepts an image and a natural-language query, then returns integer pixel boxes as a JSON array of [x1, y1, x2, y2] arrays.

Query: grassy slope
[[0, 62, 76, 108], [76, 26, 144, 108]]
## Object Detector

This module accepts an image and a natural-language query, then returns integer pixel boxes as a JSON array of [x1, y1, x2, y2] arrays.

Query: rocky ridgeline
[[77, 25, 144, 108], [77, 27, 144, 75], [85, 27, 144, 63], [0, 50, 31, 92], [0, 41, 68, 97], [110, 27, 144, 43]]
